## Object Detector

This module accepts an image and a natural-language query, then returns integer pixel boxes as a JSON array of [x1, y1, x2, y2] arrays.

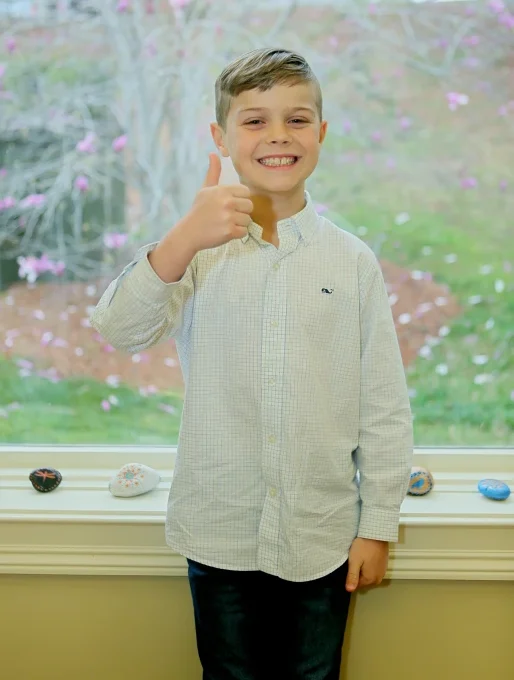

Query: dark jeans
[[187, 558, 351, 680]]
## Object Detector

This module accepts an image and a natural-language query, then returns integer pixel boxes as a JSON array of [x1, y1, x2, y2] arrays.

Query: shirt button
[[268, 378, 276, 386], [270, 320, 278, 328], [268, 435, 276, 444], [269, 487, 277, 497], [273, 263, 280, 271]]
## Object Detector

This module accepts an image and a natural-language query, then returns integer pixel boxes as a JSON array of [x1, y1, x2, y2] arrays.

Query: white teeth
[[259, 156, 297, 167]]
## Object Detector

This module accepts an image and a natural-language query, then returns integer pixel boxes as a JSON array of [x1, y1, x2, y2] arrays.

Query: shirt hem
[[166, 535, 349, 583]]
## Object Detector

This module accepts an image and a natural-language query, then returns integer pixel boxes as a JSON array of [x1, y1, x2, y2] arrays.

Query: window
[[0, 0, 512, 448]]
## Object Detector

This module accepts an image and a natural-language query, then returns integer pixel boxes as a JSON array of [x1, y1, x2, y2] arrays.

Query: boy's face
[[210, 83, 328, 197]]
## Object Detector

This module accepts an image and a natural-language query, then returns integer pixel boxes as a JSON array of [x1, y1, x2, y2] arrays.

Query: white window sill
[[0, 446, 513, 580]]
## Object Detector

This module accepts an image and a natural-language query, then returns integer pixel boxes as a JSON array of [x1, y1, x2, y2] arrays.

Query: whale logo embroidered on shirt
[[321, 288, 334, 294]]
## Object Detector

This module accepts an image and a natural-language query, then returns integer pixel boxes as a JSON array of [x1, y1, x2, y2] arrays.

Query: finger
[[234, 212, 252, 228], [202, 153, 222, 188], [345, 566, 361, 592], [233, 197, 254, 215], [229, 184, 252, 198]]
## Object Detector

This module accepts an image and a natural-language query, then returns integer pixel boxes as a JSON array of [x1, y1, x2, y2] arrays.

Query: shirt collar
[[241, 190, 320, 246]]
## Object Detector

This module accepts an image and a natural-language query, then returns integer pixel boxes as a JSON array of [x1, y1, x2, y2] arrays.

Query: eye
[[290, 118, 309, 124], [246, 119, 263, 125]]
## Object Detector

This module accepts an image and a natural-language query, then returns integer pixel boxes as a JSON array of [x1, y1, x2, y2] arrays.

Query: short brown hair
[[214, 47, 323, 130]]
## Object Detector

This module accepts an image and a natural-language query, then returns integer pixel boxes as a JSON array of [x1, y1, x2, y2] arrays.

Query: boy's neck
[[249, 186, 306, 244]]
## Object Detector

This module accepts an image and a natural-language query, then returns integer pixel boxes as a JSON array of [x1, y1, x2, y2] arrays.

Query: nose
[[266, 123, 292, 145]]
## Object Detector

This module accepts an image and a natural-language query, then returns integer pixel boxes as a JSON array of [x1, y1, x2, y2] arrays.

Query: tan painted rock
[[109, 463, 160, 498]]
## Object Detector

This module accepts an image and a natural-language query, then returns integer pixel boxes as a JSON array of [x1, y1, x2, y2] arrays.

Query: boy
[[91, 48, 413, 680]]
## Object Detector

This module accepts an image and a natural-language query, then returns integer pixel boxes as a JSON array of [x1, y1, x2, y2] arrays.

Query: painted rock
[[478, 479, 511, 501], [29, 467, 62, 493], [109, 463, 160, 498], [407, 466, 434, 496]]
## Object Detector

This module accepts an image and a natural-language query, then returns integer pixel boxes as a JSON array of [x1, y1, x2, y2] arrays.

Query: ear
[[319, 120, 328, 145], [210, 122, 230, 158]]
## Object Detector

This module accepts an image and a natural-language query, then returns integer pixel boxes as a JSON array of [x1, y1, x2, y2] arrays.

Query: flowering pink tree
[[2, 0, 512, 287], [0, 0, 297, 286]]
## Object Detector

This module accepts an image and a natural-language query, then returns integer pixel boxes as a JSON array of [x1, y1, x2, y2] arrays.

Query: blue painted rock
[[478, 479, 511, 501], [109, 463, 160, 497], [29, 467, 62, 493], [408, 466, 434, 496]]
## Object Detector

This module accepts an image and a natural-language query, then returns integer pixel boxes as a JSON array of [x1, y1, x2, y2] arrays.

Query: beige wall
[[2, 576, 513, 680]]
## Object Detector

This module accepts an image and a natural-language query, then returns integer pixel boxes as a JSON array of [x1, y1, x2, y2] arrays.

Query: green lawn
[[0, 357, 183, 445]]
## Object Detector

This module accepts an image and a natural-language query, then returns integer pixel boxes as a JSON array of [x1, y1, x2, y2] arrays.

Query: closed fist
[[187, 153, 254, 252]]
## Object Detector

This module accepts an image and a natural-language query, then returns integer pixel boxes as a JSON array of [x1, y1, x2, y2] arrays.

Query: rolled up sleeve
[[90, 241, 197, 354]]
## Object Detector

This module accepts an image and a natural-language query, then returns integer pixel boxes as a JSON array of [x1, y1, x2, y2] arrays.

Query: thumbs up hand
[[186, 153, 254, 253]]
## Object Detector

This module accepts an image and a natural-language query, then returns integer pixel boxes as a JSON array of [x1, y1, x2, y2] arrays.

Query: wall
[[1, 575, 513, 680]]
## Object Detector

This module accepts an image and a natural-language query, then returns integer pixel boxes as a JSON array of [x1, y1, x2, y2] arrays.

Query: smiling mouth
[[257, 156, 300, 168]]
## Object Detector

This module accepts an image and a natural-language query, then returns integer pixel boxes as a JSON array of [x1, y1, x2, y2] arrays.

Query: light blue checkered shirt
[[91, 191, 413, 582]]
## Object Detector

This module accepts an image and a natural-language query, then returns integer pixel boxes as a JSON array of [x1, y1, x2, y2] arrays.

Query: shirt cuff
[[122, 245, 191, 305], [357, 505, 401, 543]]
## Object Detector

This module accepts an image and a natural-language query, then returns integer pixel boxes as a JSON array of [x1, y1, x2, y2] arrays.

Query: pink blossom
[[112, 134, 128, 152], [144, 41, 158, 57], [489, 0, 505, 12], [498, 12, 514, 28], [0, 64, 6, 79], [101, 400, 111, 411], [500, 180, 508, 191], [41, 331, 53, 347], [446, 92, 469, 111], [20, 193, 46, 209], [5, 37, 16, 54], [399, 116, 411, 130], [104, 232, 128, 249], [371, 131, 382, 143], [116, 0, 129, 11], [17, 254, 65, 283], [461, 177, 478, 189], [146, 0, 155, 13], [0, 167, 7, 178], [74, 175, 89, 192], [0, 196, 16, 210], [76, 132, 96, 154], [463, 57, 480, 69], [462, 35, 480, 47]]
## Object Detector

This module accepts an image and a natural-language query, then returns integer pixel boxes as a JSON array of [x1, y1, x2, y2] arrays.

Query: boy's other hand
[[345, 537, 389, 592], [184, 153, 254, 253]]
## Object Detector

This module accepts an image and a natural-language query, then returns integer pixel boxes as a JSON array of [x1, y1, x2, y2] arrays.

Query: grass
[[0, 357, 183, 445]]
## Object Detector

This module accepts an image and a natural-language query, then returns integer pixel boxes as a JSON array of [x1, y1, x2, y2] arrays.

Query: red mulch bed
[[0, 259, 460, 393]]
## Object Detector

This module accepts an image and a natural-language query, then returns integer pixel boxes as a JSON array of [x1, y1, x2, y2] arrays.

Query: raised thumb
[[202, 153, 222, 188]]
